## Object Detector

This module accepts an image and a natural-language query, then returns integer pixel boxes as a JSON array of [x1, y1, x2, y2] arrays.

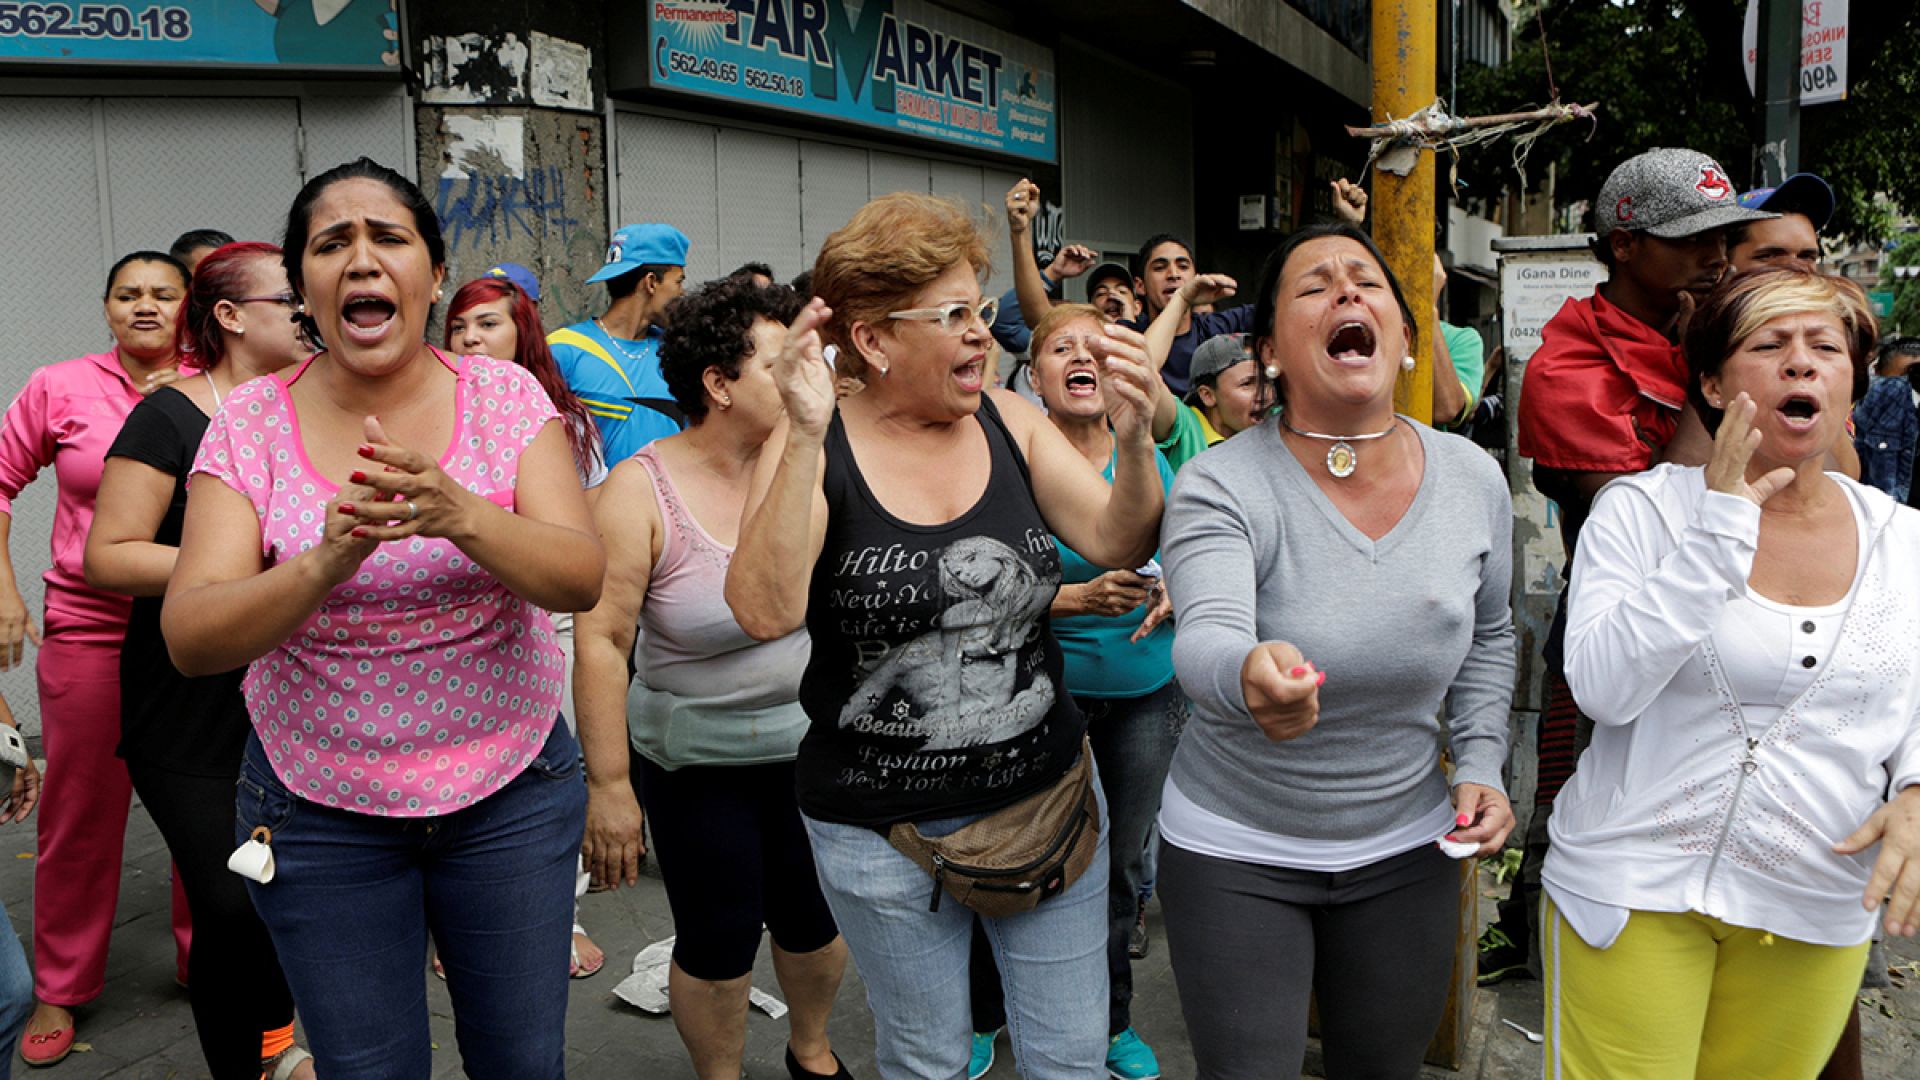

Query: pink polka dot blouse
[[192, 350, 568, 817]]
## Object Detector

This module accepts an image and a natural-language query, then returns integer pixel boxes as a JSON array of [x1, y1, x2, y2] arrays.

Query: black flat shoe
[[786, 1045, 854, 1079]]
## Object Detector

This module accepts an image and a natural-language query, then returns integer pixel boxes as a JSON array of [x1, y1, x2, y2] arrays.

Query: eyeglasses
[[887, 296, 998, 334], [231, 294, 297, 308]]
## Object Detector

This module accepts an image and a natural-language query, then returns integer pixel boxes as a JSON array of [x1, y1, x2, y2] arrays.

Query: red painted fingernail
[[350, 527, 368, 538], [350, 470, 368, 484], [337, 503, 355, 514], [356, 444, 375, 458], [1289, 666, 1307, 677], [1457, 813, 1472, 827], [1315, 671, 1326, 686]]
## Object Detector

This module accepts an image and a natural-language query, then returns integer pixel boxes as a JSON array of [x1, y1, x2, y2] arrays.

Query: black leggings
[[633, 752, 839, 981], [127, 762, 296, 1080], [1159, 841, 1460, 1079]]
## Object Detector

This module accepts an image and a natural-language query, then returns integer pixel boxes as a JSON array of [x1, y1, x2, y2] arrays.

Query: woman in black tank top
[[727, 194, 1165, 1080]]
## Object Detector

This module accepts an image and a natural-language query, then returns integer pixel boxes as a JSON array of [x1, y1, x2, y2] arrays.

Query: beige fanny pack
[[885, 738, 1100, 918]]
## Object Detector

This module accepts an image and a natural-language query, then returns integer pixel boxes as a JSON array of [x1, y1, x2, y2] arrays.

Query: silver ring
[[405, 500, 417, 521]]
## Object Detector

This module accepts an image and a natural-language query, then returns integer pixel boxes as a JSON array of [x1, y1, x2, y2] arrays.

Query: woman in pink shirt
[[0, 250, 194, 1065], [163, 158, 602, 1079]]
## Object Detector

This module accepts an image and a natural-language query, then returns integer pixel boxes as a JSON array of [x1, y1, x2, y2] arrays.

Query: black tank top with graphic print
[[795, 394, 1083, 827]]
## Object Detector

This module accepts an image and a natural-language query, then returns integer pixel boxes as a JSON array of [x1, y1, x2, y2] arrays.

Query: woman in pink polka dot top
[[159, 158, 604, 1080]]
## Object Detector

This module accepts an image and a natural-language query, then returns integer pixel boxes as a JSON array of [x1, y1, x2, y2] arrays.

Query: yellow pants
[[1542, 899, 1868, 1080]]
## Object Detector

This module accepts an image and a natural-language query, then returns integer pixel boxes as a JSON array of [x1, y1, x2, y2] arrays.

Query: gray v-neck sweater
[[1162, 418, 1515, 841]]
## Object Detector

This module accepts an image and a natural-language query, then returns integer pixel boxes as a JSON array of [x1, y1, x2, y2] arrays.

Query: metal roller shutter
[[0, 89, 403, 731], [615, 110, 1018, 298]]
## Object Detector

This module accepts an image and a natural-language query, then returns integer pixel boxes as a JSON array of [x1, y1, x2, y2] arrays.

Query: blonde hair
[[810, 193, 991, 379], [1685, 268, 1876, 429], [1029, 303, 1104, 358]]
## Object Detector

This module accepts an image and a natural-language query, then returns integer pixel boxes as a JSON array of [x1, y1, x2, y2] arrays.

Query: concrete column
[[406, 2, 611, 325]]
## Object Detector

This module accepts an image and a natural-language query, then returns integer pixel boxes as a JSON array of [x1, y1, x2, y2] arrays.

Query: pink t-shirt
[[192, 351, 567, 817]]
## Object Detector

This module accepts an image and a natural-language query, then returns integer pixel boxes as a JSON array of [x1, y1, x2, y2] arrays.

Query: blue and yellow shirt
[[548, 320, 684, 465]]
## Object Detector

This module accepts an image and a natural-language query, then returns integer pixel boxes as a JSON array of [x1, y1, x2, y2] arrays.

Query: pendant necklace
[[1277, 412, 1397, 478]]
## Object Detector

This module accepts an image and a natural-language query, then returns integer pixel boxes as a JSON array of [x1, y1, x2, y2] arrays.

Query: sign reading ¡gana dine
[[647, 0, 1058, 163]]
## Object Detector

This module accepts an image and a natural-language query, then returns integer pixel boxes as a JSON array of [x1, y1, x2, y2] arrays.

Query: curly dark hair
[[659, 276, 804, 424]]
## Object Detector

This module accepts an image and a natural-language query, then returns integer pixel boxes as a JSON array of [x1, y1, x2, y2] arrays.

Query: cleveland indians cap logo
[[1695, 164, 1732, 201]]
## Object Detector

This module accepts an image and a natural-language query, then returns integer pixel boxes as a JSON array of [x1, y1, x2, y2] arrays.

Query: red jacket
[[1517, 291, 1687, 473]]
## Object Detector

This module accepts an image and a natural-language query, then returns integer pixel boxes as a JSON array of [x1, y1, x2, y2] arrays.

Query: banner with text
[[647, 0, 1057, 163], [0, 0, 397, 69]]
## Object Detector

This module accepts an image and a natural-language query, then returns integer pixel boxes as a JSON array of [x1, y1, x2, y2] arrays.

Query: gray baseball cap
[[1592, 149, 1775, 239], [1186, 333, 1254, 400]]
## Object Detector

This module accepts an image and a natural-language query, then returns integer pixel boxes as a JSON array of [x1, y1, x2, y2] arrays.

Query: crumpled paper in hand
[[611, 936, 788, 1019]]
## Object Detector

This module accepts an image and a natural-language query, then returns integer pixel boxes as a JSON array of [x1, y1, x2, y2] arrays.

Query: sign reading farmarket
[[647, 0, 1058, 163]]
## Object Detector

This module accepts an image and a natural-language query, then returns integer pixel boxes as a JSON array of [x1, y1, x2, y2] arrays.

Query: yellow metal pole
[[1371, 0, 1436, 424], [1371, 3, 1471, 1069]]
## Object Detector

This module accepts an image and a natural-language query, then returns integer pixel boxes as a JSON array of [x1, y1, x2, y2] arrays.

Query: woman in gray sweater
[[1157, 224, 1517, 1078]]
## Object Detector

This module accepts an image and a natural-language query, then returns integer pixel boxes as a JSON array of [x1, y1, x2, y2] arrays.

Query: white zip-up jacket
[[1545, 465, 1920, 947]]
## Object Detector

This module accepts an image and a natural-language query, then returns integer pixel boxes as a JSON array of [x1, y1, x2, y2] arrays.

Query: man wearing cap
[[1731, 172, 1833, 272], [1480, 148, 1776, 986], [548, 224, 689, 465], [1086, 262, 1141, 325]]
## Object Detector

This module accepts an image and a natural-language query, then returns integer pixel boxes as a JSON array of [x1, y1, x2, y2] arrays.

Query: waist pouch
[[885, 738, 1100, 918]]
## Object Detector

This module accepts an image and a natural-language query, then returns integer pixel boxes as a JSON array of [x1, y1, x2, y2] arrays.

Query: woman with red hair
[[444, 275, 609, 979], [84, 241, 314, 1078]]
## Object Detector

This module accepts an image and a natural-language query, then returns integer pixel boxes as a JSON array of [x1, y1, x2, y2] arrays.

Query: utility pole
[[1372, 0, 1436, 424], [1754, 0, 1802, 185]]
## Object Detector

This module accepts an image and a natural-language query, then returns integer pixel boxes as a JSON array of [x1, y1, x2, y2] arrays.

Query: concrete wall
[[407, 2, 613, 328]]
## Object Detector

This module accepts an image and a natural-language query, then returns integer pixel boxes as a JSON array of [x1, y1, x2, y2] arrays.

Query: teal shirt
[[548, 320, 684, 464], [1439, 321, 1486, 428], [1053, 448, 1178, 698]]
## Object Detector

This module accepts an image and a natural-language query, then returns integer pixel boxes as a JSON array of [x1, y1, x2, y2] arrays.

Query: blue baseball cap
[[587, 223, 691, 284], [1736, 173, 1835, 231], [483, 262, 541, 301]]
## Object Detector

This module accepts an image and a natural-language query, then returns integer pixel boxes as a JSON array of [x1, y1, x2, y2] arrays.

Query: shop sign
[[647, 0, 1057, 163], [0, 0, 397, 69]]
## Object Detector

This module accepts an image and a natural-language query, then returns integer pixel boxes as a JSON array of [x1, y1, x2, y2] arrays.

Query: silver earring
[[717, 395, 732, 409], [433, 288, 443, 302], [1401, 354, 1416, 372], [233, 327, 245, 336], [1264, 365, 1279, 379]]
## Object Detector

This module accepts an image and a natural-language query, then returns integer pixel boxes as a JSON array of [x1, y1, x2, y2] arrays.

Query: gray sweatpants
[[1159, 841, 1461, 1079]]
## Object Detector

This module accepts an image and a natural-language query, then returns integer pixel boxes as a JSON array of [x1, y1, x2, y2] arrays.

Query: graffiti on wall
[[435, 166, 580, 253]]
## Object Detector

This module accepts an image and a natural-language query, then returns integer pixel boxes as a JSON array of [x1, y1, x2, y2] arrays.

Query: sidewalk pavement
[[0, 788, 1914, 1078]]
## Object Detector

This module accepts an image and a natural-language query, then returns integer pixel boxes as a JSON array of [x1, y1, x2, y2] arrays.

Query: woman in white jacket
[[1544, 268, 1920, 1080]]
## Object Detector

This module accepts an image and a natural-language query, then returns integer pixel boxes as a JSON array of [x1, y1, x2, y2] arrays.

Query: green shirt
[[1438, 321, 1485, 429], [1158, 403, 1223, 473]]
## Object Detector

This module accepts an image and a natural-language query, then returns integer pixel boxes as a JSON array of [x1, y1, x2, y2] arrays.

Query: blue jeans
[[804, 770, 1110, 1080], [1082, 683, 1186, 1035], [237, 722, 586, 1079], [0, 895, 31, 1080]]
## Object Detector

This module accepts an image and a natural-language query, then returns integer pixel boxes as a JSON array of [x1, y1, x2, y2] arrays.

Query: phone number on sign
[[0, 3, 192, 41]]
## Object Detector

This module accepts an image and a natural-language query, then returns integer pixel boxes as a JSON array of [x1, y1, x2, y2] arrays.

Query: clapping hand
[[1240, 641, 1322, 742], [338, 416, 481, 543], [775, 298, 837, 442]]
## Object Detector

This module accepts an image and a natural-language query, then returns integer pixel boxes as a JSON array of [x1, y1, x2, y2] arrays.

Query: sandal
[[570, 926, 605, 979], [263, 1045, 313, 1080]]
